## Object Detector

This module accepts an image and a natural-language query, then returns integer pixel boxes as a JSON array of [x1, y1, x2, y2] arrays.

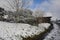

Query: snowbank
[[43, 12, 52, 17], [0, 21, 50, 40], [38, 23, 51, 29]]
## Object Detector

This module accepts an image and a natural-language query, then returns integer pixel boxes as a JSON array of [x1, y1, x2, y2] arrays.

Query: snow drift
[[0, 21, 50, 40]]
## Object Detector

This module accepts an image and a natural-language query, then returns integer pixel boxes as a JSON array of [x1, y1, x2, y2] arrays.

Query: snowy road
[[43, 22, 60, 40]]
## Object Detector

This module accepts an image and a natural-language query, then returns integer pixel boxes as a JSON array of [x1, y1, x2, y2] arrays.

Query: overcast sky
[[0, 0, 60, 19]]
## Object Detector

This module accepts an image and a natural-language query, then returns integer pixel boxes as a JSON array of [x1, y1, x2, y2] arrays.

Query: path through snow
[[44, 23, 60, 40]]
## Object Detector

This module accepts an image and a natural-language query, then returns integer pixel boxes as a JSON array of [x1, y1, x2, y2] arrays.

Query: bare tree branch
[[6, 0, 15, 9], [2, 0, 33, 11]]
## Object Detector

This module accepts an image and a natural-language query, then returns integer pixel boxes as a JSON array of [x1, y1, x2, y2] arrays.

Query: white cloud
[[35, 0, 60, 19]]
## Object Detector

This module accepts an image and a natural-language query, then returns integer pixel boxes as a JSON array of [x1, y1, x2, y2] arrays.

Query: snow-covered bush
[[13, 9, 33, 23], [2, 9, 34, 23], [14, 9, 33, 17]]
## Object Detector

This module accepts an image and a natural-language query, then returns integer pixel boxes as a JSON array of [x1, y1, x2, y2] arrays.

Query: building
[[36, 12, 52, 24]]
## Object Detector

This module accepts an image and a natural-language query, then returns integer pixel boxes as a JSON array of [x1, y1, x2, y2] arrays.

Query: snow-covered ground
[[0, 21, 50, 40], [43, 23, 60, 40]]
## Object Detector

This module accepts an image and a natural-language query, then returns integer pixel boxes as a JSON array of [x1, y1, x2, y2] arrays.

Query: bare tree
[[33, 9, 45, 17], [0, 0, 33, 23], [3, 0, 33, 12]]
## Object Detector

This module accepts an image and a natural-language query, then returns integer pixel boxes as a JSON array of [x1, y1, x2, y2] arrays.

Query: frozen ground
[[43, 23, 60, 40], [0, 21, 50, 40]]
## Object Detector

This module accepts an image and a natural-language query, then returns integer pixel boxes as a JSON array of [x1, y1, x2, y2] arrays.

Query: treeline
[[0, 7, 51, 26]]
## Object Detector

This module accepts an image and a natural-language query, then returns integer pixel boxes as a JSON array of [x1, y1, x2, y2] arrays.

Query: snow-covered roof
[[43, 12, 52, 17]]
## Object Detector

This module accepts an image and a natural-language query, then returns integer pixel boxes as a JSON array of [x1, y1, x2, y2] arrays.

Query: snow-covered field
[[0, 21, 50, 40]]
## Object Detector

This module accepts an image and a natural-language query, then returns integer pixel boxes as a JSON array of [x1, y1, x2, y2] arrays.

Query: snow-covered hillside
[[0, 21, 50, 40]]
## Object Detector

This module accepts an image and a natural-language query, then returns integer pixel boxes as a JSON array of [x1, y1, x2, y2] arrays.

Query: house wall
[[36, 17, 51, 24]]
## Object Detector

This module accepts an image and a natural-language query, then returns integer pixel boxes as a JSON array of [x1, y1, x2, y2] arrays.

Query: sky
[[30, 0, 45, 9], [34, 0, 45, 4], [33, 0, 60, 19], [0, 0, 60, 19]]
